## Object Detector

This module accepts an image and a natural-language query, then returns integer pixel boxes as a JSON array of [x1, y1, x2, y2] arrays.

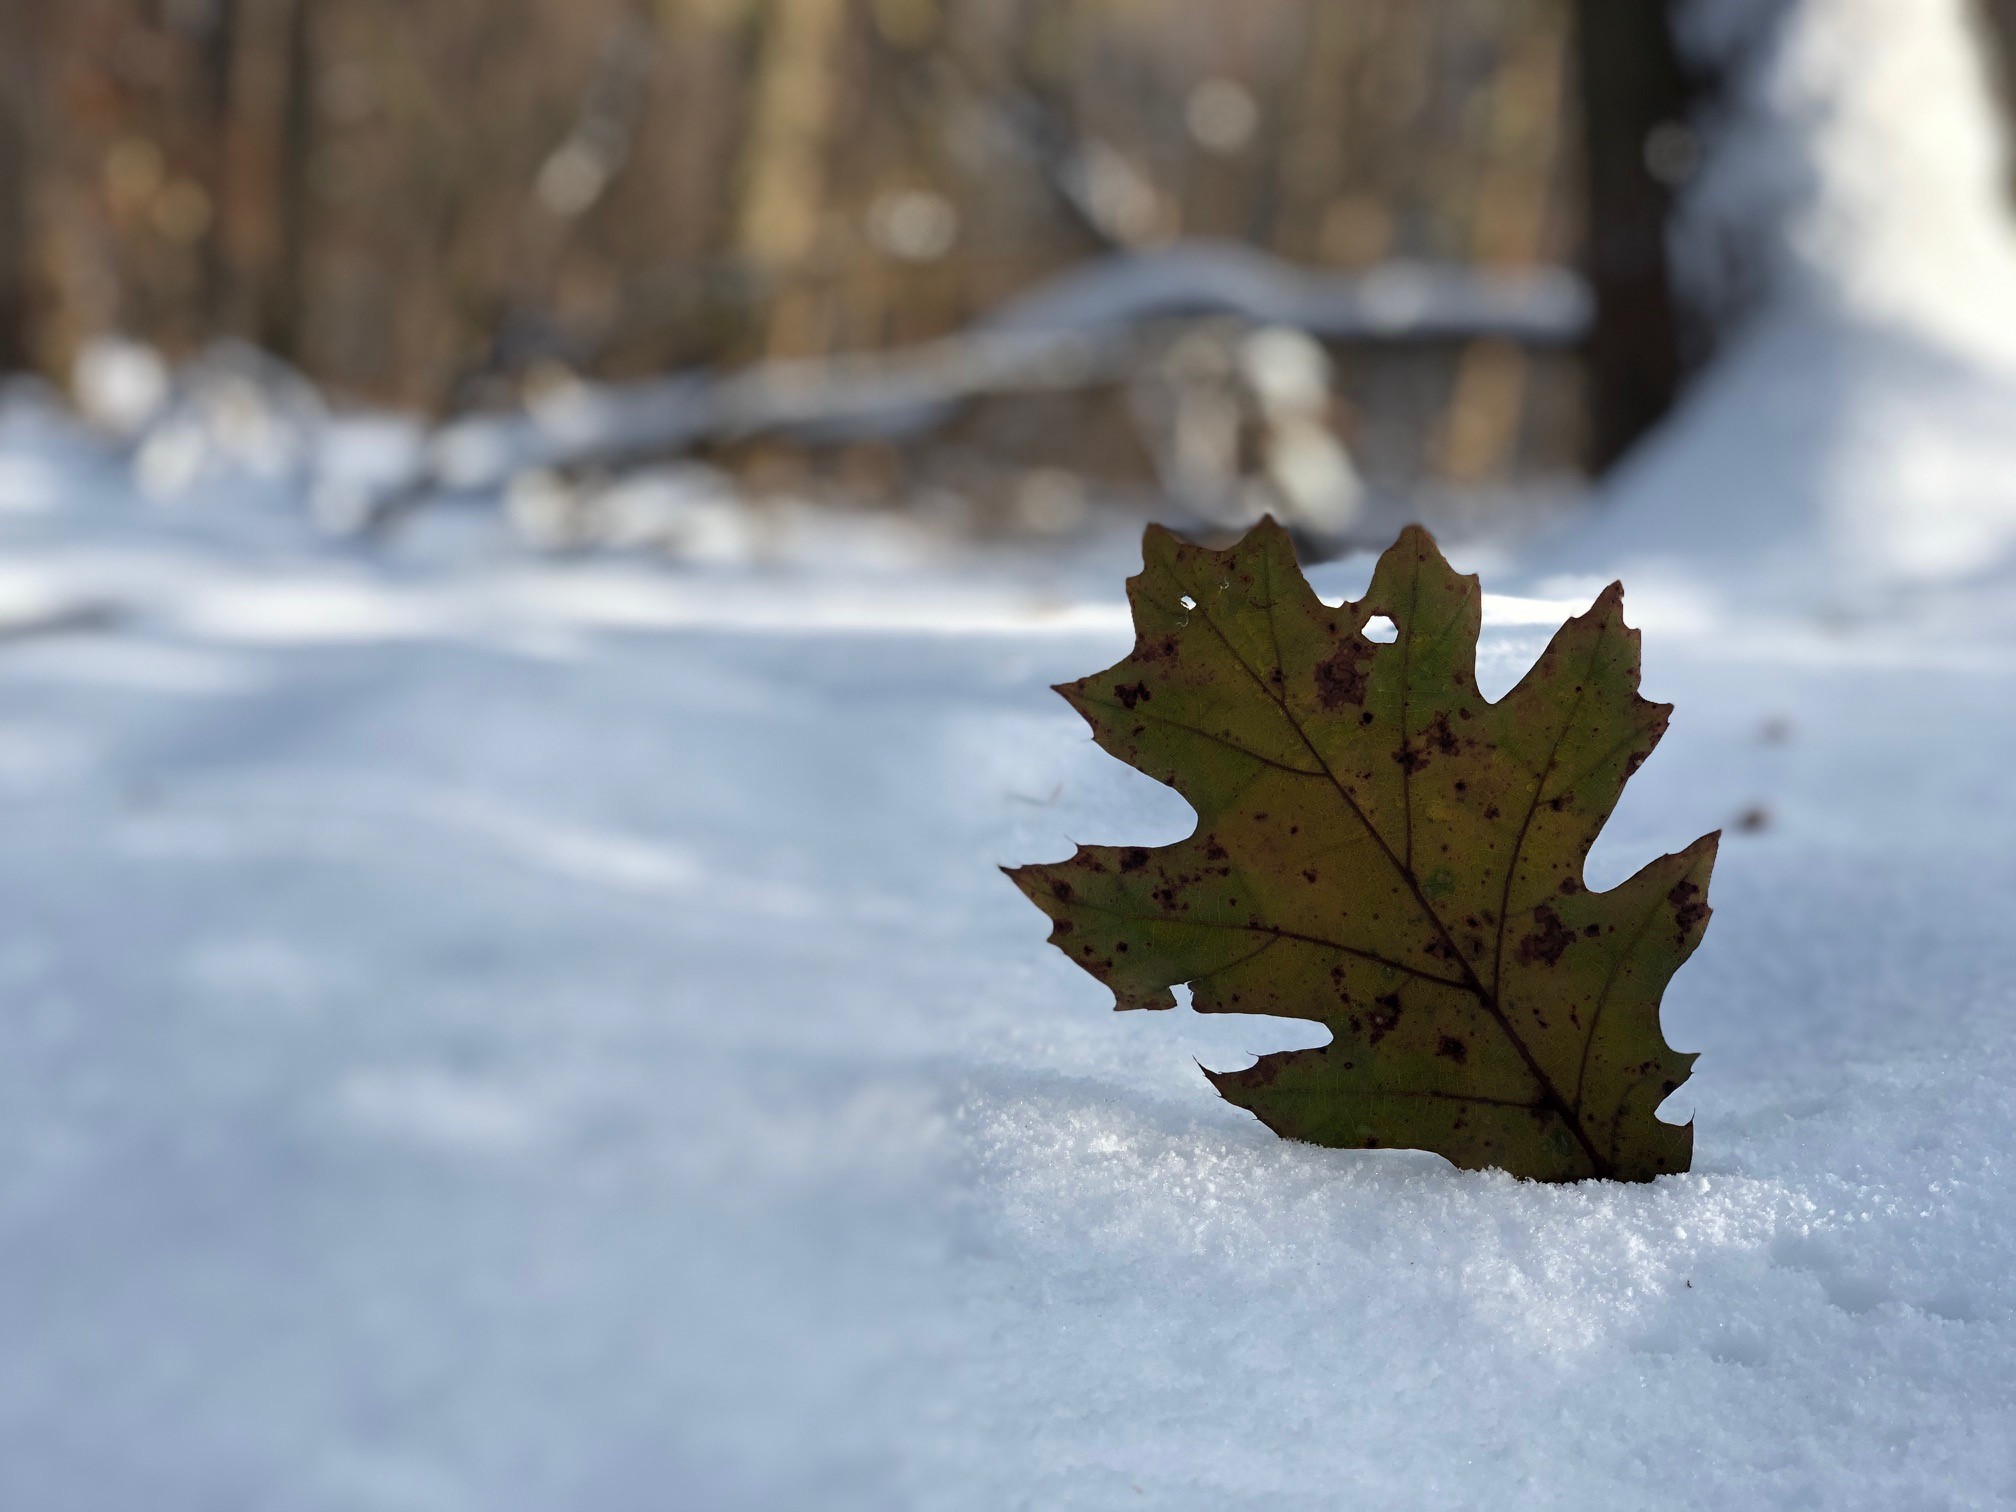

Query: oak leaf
[[1007, 520, 1716, 1182]]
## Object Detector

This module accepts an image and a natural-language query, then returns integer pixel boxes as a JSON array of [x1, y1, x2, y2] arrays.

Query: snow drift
[[1542, 0, 2016, 608]]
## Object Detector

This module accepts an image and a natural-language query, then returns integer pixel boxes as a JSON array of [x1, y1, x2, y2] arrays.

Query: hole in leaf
[[1179, 594, 1198, 611], [1364, 615, 1397, 643]]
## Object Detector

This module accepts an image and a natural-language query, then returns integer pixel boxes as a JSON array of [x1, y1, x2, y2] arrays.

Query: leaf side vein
[[1178, 553, 1613, 1177]]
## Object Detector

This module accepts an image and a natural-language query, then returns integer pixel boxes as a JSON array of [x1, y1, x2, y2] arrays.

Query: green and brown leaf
[[1007, 520, 1716, 1183]]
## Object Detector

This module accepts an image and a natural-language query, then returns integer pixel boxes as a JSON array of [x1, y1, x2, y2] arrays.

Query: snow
[[0, 390, 2011, 1509], [1, 1, 2014, 1504], [981, 241, 1590, 346]]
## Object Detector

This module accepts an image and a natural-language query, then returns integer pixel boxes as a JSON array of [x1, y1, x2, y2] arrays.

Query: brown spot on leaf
[[1367, 993, 1403, 1045], [1517, 905, 1575, 966], [1425, 712, 1459, 756], [1669, 879, 1708, 936], [1436, 1035, 1469, 1064], [1315, 640, 1374, 709], [1119, 848, 1151, 873], [1243, 1057, 1280, 1088], [1114, 682, 1152, 710]]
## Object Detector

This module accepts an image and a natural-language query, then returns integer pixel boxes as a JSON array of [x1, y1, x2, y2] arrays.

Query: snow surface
[[0, 391, 2011, 1511]]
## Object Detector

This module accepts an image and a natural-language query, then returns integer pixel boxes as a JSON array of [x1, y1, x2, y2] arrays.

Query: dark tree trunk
[[1974, 0, 2016, 196], [262, 0, 317, 360], [0, 0, 34, 373], [199, 0, 241, 333], [1571, 0, 1698, 469]]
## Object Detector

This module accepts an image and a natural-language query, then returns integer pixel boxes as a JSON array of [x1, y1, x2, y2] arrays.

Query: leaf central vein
[[1182, 556, 1615, 1178]]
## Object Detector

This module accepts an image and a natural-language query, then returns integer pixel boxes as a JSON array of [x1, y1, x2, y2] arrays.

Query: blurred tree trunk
[[201, 0, 242, 332], [212, 0, 317, 360], [263, 0, 317, 359], [1571, 0, 1695, 469], [0, 0, 35, 372], [1975, 0, 2016, 192], [0, 107, 28, 375], [737, 0, 846, 356]]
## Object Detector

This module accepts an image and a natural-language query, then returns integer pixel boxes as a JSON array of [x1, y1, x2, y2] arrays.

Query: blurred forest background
[[4, 0, 2013, 537]]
